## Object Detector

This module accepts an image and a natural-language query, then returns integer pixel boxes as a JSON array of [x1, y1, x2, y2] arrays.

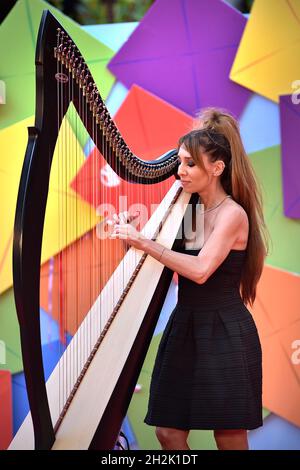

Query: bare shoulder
[[213, 198, 249, 249], [216, 198, 248, 226], [214, 198, 249, 250], [229, 198, 248, 225]]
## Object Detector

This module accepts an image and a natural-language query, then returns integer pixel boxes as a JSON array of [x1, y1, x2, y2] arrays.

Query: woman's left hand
[[109, 211, 146, 250]]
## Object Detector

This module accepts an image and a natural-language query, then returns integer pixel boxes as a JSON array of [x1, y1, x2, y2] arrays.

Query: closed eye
[[177, 157, 195, 168]]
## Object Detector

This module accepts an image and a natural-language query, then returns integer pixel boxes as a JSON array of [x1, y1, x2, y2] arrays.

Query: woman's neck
[[198, 188, 229, 211]]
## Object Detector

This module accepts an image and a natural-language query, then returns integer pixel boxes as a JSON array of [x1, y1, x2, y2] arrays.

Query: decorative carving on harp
[[11, 10, 191, 450]]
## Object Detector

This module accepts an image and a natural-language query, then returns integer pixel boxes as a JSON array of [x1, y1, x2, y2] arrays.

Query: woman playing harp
[[110, 108, 269, 451]]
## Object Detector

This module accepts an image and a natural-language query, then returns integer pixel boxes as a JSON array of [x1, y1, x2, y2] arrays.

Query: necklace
[[202, 195, 232, 214]]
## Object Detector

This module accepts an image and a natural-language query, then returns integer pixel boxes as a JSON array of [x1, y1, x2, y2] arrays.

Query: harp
[[10, 10, 190, 450]]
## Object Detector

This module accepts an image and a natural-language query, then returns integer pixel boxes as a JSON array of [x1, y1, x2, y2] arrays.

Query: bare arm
[[139, 238, 204, 283], [193, 207, 247, 282], [139, 206, 246, 284]]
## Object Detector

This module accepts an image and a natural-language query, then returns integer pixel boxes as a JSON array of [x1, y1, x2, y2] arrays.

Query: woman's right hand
[[97, 211, 140, 240], [108, 211, 140, 226]]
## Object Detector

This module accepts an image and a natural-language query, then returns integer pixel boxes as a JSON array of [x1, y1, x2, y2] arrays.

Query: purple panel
[[108, 0, 251, 117], [280, 95, 300, 219]]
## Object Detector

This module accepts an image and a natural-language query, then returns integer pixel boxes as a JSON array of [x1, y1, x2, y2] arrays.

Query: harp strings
[[52, 25, 169, 424], [53, 39, 127, 417]]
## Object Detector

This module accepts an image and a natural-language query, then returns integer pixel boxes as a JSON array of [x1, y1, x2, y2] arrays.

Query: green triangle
[[0, 288, 23, 374], [127, 333, 162, 450], [0, 0, 115, 130], [249, 145, 300, 275]]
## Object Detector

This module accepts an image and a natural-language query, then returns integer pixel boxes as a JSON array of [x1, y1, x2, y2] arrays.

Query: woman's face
[[177, 145, 216, 193]]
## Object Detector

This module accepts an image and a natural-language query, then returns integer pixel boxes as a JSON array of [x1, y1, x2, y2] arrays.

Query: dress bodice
[[176, 247, 247, 308]]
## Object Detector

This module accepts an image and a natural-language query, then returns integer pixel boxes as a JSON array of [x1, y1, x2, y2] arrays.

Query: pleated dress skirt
[[144, 250, 263, 430]]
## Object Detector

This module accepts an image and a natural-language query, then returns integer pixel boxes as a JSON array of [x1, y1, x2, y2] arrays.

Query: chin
[[181, 187, 193, 194], [180, 183, 194, 192]]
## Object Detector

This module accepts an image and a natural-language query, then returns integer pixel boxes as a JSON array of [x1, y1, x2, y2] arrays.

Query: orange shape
[[261, 331, 300, 427], [250, 264, 300, 426], [255, 264, 300, 330]]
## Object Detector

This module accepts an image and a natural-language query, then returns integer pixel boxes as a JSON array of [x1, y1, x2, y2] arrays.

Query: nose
[[177, 161, 187, 178]]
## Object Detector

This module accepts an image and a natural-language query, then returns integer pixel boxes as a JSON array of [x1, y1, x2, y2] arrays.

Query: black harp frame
[[13, 10, 181, 450]]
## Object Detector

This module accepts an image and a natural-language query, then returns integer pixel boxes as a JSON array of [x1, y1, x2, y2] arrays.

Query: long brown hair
[[178, 107, 269, 307]]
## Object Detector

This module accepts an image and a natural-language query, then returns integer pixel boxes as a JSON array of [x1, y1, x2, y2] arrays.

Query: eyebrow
[[177, 154, 192, 160]]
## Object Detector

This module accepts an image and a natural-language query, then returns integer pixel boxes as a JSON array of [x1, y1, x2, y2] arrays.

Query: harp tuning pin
[[89, 83, 95, 100], [92, 102, 97, 115], [72, 58, 78, 78], [85, 82, 92, 101], [61, 46, 67, 65], [82, 74, 88, 94], [56, 44, 62, 61], [75, 71, 80, 85]]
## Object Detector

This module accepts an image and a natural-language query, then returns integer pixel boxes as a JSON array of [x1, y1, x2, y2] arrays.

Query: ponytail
[[179, 107, 269, 306]]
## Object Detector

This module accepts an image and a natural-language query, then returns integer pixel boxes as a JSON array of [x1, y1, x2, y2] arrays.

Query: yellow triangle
[[0, 116, 98, 294], [230, 0, 300, 102]]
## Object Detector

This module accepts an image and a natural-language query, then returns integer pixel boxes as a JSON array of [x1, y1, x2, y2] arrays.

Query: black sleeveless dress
[[144, 247, 263, 430]]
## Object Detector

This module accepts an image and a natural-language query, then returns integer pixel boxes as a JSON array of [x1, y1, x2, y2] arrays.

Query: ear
[[213, 160, 225, 177]]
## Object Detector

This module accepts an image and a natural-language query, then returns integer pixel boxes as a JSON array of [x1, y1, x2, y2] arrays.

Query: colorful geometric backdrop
[[0, 0, 300, 450]]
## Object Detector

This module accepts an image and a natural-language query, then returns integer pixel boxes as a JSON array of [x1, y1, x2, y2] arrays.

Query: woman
[[109, 108, 269, 450]]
